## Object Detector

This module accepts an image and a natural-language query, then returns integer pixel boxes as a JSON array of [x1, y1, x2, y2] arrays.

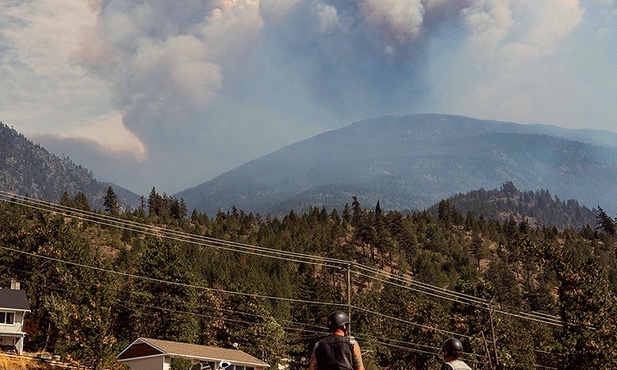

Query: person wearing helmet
[[441, 338, 471, 370], [309, 311, 365, 370]]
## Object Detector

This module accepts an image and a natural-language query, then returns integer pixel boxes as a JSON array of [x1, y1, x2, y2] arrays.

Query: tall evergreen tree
[[351, 196, 363, 227], [526, 239, 617, 368], [103, 186, 119, 215], [148, 187, 160, 217], [121, 237, 200, 343], [596, 206, 616, 235], [59, 191, 73, 207], [73, 191, 91, 211], [342, 203, 352, 224]]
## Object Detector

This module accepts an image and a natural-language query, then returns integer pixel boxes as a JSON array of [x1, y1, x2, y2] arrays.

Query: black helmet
[[442, 338, 463, 358], [327, 311, 350, 331]]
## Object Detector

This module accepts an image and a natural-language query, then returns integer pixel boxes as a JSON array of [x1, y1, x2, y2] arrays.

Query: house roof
[[117, 337, 269, 368], [0, 289, 30, 311]]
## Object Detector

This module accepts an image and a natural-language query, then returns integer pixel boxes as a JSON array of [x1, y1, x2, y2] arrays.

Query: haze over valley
[[2, 1, 617, 197], [3, 113, 617, 219]]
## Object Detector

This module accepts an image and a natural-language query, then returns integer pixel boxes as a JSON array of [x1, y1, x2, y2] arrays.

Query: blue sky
[[1, 0, 616, 196]]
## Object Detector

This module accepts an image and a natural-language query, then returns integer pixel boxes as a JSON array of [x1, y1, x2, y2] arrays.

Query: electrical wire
[[0, 189, 566, 366], [0, 190, 564, 327], [351, 306, 472, 339], [0, 253, 557, 367], [0, 244, 349, 309], [0, 191, 344, 268]]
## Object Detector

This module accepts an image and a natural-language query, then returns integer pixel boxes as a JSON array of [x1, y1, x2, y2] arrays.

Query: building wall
[[0, 310, 27, 354], [0, 310, 25, 333], [15, 311, 25, 332], [121, 355, 166, 370]]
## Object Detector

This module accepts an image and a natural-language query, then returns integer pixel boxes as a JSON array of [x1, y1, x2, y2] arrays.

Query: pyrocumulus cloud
[[1, 0, 615, 195]]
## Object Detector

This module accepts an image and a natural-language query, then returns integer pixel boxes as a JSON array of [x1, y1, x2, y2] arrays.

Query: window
[[0, 312, 15, 324]]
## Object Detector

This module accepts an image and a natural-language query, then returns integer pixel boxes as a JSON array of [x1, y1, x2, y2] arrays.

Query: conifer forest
[[1, 185, 617, 370]]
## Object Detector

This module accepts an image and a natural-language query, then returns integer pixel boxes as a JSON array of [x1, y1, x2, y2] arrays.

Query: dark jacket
[[441, 359, 472, 370], [313, 335, 357, 370]]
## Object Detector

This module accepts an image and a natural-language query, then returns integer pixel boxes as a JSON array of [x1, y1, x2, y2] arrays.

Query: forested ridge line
[[426, 181, 598, 230], [1, 185, 617, 369]]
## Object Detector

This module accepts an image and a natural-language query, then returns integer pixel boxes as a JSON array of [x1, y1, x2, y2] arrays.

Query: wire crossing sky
[[1, 1, 616, 195]]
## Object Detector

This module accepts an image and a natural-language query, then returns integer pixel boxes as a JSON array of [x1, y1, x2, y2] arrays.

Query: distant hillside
[[176, 114, 617, 216], [0, 122, 139, 209], [426, 181, 598, 230]]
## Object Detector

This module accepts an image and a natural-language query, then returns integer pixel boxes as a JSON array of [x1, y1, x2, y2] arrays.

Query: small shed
[[117, 337, 270, 370]]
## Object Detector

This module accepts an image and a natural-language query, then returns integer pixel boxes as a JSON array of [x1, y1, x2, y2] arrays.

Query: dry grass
[[0, 354, 50, 369], [0, 353, 130, 370]]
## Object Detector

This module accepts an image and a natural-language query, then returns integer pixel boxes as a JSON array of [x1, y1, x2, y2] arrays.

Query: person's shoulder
[[440, 364, 454, 370], [313, 336, 326, 349]]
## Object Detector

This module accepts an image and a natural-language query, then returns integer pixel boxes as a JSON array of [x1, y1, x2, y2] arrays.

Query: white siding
[[0, 311, 25, 333]]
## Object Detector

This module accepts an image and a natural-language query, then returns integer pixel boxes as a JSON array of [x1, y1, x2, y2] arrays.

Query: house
[[0, 281, 31, 355], [117, 337, 270, 370]]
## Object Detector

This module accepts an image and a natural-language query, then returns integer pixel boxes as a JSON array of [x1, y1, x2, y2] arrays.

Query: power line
[[0, 191, 344, 268], [352, 269, 562, 328], [0, 244, 348, 309], [0, 190, 564, 327], [0, 190, 568, 360], [0, 250, 557, 367], [352, 306, 471, 339]]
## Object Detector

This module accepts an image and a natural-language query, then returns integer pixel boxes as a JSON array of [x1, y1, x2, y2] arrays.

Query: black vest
[[314, 335, 356, 370]]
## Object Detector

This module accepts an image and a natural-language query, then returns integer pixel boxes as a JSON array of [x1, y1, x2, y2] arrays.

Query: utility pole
[[347, 263, 352, 336], [489, 303, 499, 368]]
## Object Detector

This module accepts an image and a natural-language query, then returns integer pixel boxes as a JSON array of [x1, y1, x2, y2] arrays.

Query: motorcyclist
[[441, 338, 471, 370], [309, 311, 365, 370]]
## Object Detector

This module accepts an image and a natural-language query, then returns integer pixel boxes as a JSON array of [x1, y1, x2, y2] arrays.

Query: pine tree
[[596, 206, 616, 235], [59, 191, 73, 207], [148, 187, 160, 217], [103, 186, 119, 215], [351, 196, 363, 227], [73, 191, 91, 211], [123, 237, 200, 343], [437, 199, 458, 225], [342, 203, 352, 224], [526, 239, 617, 368]]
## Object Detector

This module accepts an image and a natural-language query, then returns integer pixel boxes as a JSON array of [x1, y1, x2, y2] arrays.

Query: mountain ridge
[[3, 114, 616, 218], [176, 114, 617, 216], [0, 121, 140, 209]]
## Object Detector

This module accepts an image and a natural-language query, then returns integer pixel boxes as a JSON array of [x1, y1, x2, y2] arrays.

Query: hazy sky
[[1, 0, 616, 196]]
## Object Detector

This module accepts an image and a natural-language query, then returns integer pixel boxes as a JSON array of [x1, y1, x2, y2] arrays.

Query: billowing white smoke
[[77, 0, 584, 132], [360, 0, 425, 48], [73, 0, 587, 192], [77, 0, 264, 137]]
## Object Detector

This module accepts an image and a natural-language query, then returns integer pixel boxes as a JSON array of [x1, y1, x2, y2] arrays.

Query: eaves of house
[[0, 289, 31, 312], [117, 337, 270, 368]]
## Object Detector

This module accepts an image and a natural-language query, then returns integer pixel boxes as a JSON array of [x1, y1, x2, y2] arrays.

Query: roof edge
[[117, 353, 166, 362]]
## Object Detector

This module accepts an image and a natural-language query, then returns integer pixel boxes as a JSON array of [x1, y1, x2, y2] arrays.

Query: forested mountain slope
[[2, 190, 617, 369], [176, 114, 617, 217], [427, 181, 598, 230], [0, 121, 139, 209]]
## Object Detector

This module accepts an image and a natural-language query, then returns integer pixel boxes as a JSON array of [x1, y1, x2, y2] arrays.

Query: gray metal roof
[[0, 289, 30, 311]]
